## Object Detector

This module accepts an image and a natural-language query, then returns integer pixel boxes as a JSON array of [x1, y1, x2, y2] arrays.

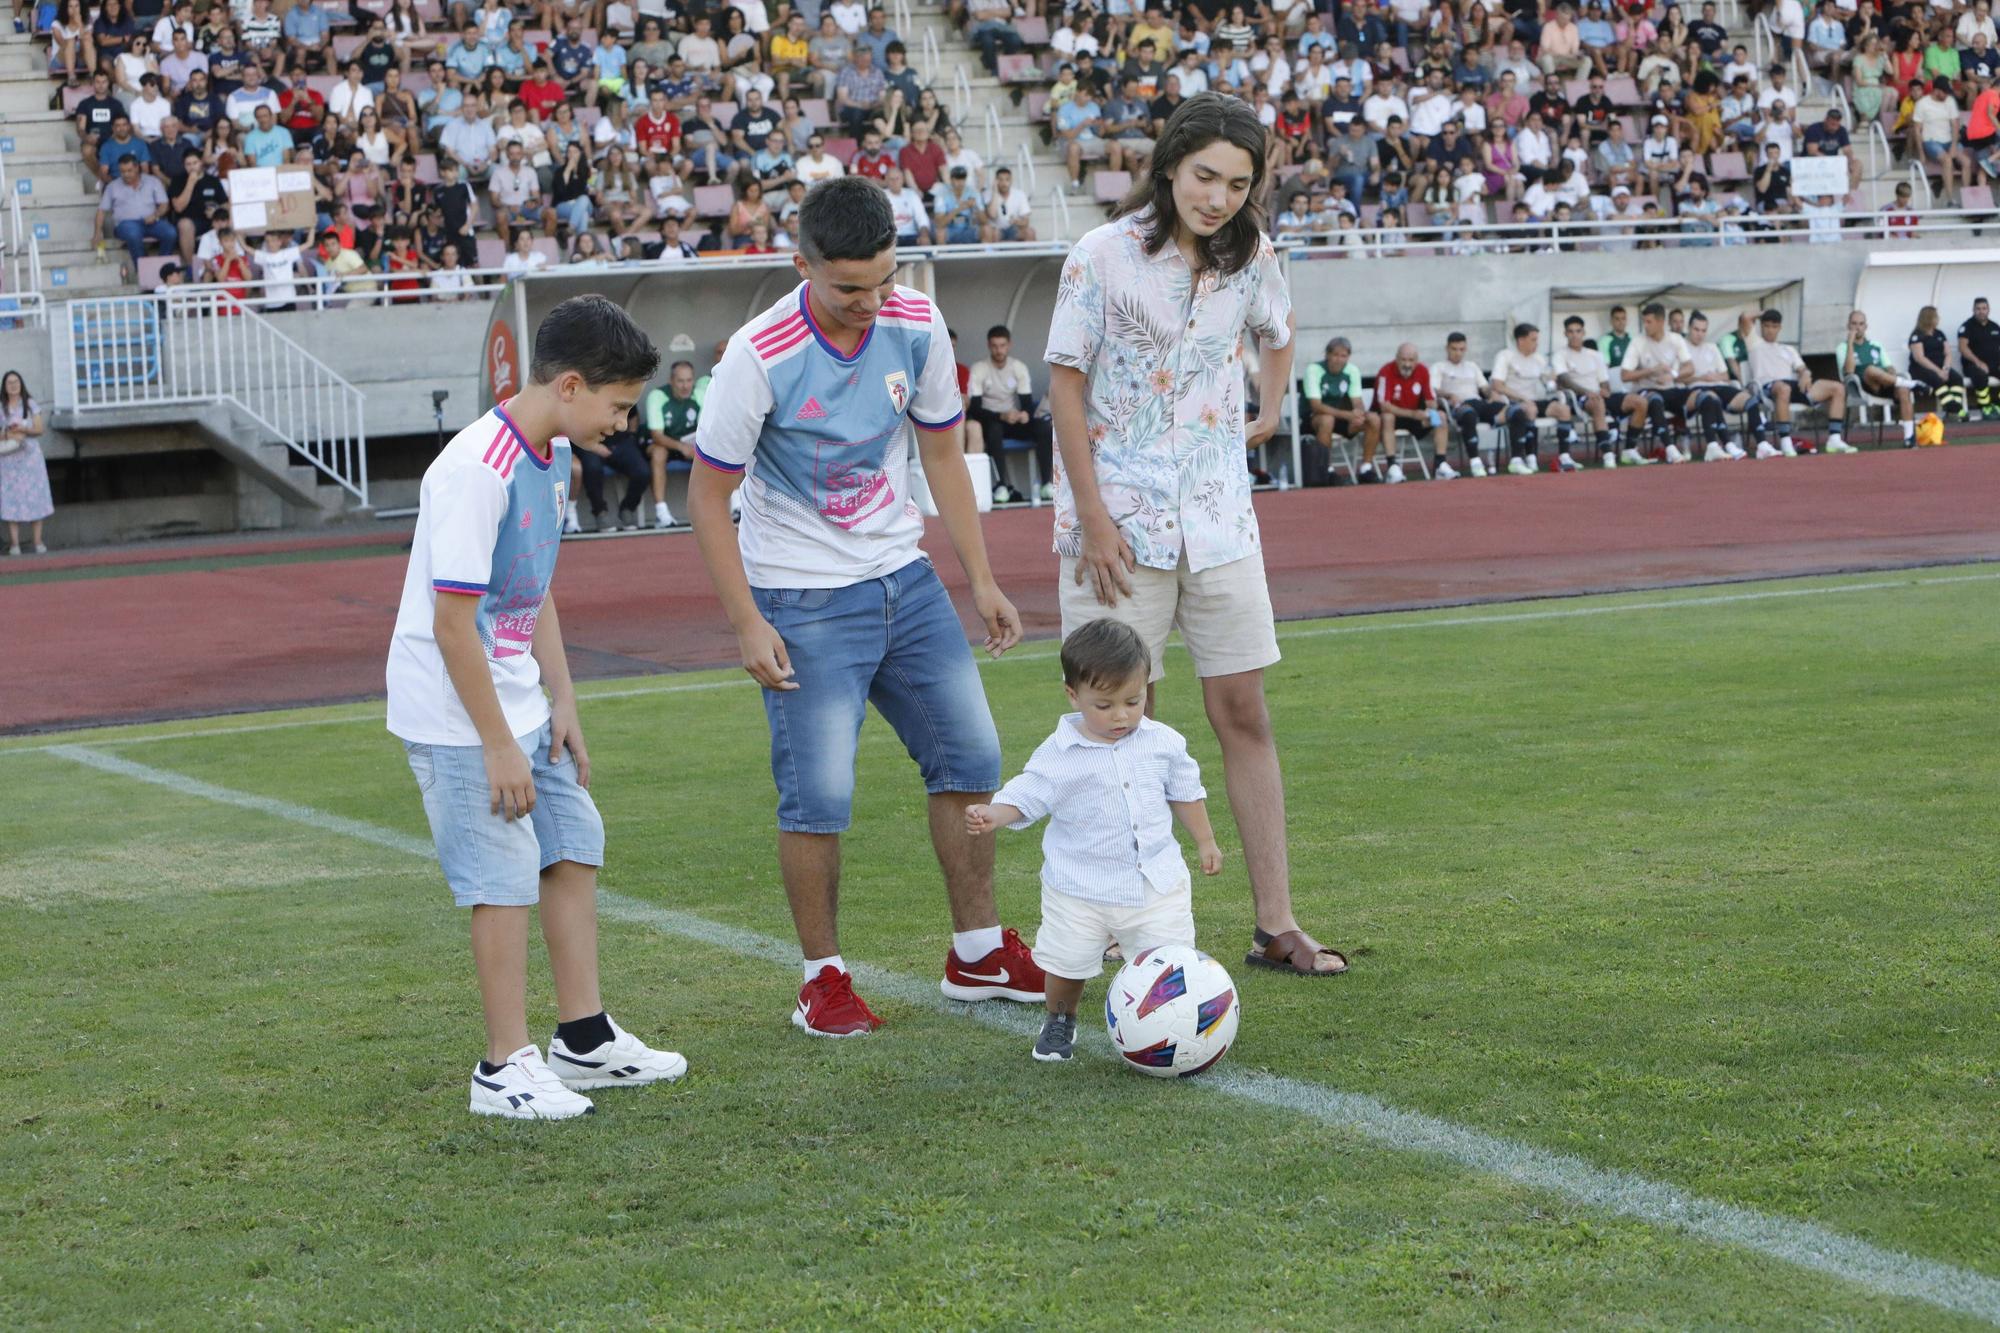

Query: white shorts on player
[[1032, 883, 1197, 981]]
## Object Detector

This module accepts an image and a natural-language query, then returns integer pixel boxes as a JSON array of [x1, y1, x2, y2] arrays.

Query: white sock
[[1902, 420, 1915, 440], [1828, 432, 1845, 447], [1607, 427, 1620, 443], [1781, 434, 1795, 451], [804, 953, 846, 981], [952, 926, 1004, 962]]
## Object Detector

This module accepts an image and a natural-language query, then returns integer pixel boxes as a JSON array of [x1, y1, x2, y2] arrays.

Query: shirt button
[[1165, 519, 1175, 529], [1123, 781, 1130, 788]]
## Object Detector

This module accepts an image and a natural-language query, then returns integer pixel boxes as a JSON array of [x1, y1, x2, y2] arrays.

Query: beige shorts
[[1057, 550, 1281, 683], [1031, 882, 1196, 981]]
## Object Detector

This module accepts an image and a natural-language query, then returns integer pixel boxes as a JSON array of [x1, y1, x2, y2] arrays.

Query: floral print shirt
[[1044, 208, 1293, 573]]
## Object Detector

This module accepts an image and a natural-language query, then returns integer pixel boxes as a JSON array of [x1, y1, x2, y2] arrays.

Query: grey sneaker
[[582, 508, 604, 533], [617, 506, 638, 530], [1033, 1012, 1076, 1063]]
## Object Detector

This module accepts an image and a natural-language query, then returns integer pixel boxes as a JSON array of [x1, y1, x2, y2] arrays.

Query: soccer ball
[[1104, 945, 1240, 1078]]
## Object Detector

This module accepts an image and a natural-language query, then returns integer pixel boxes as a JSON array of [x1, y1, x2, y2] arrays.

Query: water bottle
[[1276, 464, 1291, 490]]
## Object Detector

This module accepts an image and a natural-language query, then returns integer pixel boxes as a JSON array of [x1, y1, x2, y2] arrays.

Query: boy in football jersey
[[387, 295, 686, 1120], [687, 176, 1044, 1038]]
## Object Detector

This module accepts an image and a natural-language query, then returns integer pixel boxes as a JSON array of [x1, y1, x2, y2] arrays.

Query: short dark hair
[[670, 359, 694, 373], [1641, 301, 1666, 319], [1563, 314, 1585, 329], [1610, 304, 1626, 316], [798, 176, 896, 262], [1759, 308, 1783, 324], [1061, 619, 1150, 691], [530, 295, 660, 387], [1447, 331, 1467, 344], [986, 323, 1011, 340], [1512, 322, 1537, 340]]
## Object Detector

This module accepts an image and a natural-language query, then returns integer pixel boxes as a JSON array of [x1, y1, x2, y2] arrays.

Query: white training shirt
[[1433, 357, 1489, 403], [1552, 343, 1609, 390], [386, 405, 571, 745], [1491, 346, 1554, 401], [1619, 331, 1691, 384], [992, 714, 1207, 907]]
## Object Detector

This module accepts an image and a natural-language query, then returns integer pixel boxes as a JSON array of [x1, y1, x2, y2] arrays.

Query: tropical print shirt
[[1044, 208, 1293, 573]]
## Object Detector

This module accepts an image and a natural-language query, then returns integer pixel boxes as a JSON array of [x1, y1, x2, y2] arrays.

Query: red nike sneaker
[[792, 966, 883, 1038], [940, 927, 1047, 1003]]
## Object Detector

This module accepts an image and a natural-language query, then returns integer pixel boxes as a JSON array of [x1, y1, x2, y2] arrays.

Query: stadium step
[[0, 69, 57, 116]]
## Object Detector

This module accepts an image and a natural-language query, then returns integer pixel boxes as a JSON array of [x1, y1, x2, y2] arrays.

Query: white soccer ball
[[1104, 944, 1240, 1077]]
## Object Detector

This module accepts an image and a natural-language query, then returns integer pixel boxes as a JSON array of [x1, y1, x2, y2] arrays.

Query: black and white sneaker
[[546, 1016, 688, 1091], [1033, 1012, 1077, 1062], [469, 1045, 595, 1120]]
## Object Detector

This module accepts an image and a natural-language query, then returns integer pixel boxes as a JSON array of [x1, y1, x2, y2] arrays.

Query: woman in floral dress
[[0, 371, 53, 555]]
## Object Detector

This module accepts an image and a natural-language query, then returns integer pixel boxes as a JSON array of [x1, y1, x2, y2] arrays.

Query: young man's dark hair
[[796, 176, 896, 263], [1641, 301, 1667, 319], [1512, 321, 1536, 340], [1060, 618, 1151, 691], [986, 323, 1010, 340], [1447, 330, 1467, 343], [530, 294, 661, 386], [1563, 314, 1585, 329], [1118, 92, 1269, 278]]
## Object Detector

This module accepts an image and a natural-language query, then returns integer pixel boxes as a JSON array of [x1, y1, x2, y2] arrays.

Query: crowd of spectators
[[1294, 296, 1986, 482], [52, 0, 1038, 298], [993, 0, 1973, 242]]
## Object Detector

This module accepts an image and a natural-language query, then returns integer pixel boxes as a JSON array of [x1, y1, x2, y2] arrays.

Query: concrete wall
[[260, 301, 490, 439]]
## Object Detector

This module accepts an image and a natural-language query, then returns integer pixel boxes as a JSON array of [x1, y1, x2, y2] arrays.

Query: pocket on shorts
[[404, 743, 440, 795]]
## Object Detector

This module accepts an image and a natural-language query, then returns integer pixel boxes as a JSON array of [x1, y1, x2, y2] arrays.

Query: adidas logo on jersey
[[796, 397, 828, 421]]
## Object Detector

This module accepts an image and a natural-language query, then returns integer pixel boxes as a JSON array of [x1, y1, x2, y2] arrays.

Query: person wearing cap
[[1955, 296, 2000, 417], [1554, 315, 1649, 463], [1746, 309, 1854, 456], [930, 164, 993, 245], [1911, 79, 1966, 201], [1836, 311, 1920, 446], [1802, 105, 1861, 190], [1640, 113, 1680, 195], [1490, 323, 1583, 473]]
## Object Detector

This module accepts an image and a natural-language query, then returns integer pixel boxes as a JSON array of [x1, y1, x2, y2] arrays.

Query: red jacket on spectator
[[635, 109, 681, 157], [898, 139, 946, 192], [281, 86, 325, 133], [852, 148, 895, 180], [520, 76, 568, 121]]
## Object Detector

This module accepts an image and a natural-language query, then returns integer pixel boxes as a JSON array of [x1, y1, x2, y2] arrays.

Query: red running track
[[10, 447, 1998, 734]]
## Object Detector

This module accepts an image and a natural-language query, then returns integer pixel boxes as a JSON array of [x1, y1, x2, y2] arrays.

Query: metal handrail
[[1050, 183, 1072, 240], [1868, 118, 1891, 181], [1910, 159, 1934, 207], [1285, 202, 1980, 258], [983, 100, 1003, 161], [952, 59, 973, 123], [1015, 138, 1038, 194]]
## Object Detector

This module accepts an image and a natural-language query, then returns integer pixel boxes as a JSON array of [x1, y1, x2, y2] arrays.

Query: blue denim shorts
[[755, 557, 1003, 834], [404, 719, 605, 907]]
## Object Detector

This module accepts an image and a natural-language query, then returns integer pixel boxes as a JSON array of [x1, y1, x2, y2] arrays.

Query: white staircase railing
[[0, 147, 45, 313], [53, 292, 370, 505]]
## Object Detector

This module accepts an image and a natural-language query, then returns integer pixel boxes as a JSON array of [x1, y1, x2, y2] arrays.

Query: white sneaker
[[1826, 439, 1859, 454], [1726, 442, 1748, 460], [1620, 448, 1650, 466], [1468, 457, 1488, 477], [470, 1045, 595, 1120], [1895, 376, 1917, 390], [1664, 444, 1688, 464], [1385, 462, 1406, 483], [1703, 441, 1727, 462], [1507, 456, 1529, 475], [547, 1016, 688, 1091], [1526, 453, 1541, 473], [1755, 441, 1780, 459], [563, 502, 581, 534], [1435, 461, 1459, 479], [1558, 452, 1581, 472], [1780, 440, 1798, 457], [1039, 482, 1055, 500], [654, 501, 677, 528], [1601, 451, 1618, 468]]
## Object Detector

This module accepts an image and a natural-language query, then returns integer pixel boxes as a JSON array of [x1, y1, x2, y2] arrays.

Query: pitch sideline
[[43, 742, 2000, 1327]]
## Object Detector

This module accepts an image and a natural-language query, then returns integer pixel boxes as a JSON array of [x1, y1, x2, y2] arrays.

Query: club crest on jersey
[[884, 370, 909, 414], [552, 481, 566, 513]]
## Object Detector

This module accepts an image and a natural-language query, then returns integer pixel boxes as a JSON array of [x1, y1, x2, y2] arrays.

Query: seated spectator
[[725, 176, 774, 246], [1805, 1, 1850, 79], [1491, 322, 1582, 471], [1836, 310, 1918, 445], [1801, 106, 1860, 190], [502, 225, 549, 275], [898, 118, 948, 193], [850, 127, 895, 179], [1552, 315, 1646, 459], [1364, 342, 1445, 483], [439, 95, 498, 179], [881, 165, 933, 244], [1910, 79, 1964, 202], [836, 44, 888, 135], [1304, 335, 1369, 459], [964, 0, 1024, 75], [797, 134, 847, 183], [244, 103, 294, 166], [489, 140, 555, 245], [807, 14, 853, 100], [1745, 308, 1851, 454], [576, 405, 651, 531], [987, 164, 1035, 240], [95, 155, 176, 272], [1906, 304, 1968, 418], [930, 165, 994, 244]]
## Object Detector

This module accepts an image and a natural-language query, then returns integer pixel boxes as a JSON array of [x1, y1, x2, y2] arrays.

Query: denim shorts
[[404, 719, 605, 907], [754, 557, 1002, 833]]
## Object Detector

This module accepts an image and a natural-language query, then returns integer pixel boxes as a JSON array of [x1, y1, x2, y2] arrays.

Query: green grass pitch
[[3, 566, 1997, 1329]]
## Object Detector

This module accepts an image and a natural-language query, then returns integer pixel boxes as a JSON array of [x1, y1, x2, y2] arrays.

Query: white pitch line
[[42, 744, 2000, 1327], [10, 566, 1997, 755]]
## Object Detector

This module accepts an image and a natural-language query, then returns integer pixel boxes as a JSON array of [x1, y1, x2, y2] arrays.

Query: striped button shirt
[[993, 714, 1206, 907]]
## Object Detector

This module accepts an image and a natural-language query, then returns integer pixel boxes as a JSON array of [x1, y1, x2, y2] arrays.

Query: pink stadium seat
[[1565, 77, 1590, 101], [995, 53, 1038, 83], [136, 255, 176, 289], [1963, 184, 1996, 210], [1091, 169, 1129, 202], [1709, 150, 1748, 181], [1015, 15, 1050, 45], [576, 105, 602, 129], [305, 74, 341, 97], [404, 72, 433, 94], [352, 0, 390, 13], [1606, 75, 1640, 105], [332, 34, 364, 61], [712, 100, 738, 121], [692, 183, 734, 216], [824, 135, 856, 162], [414, 0, 443, 20], [801, 97, 831, 126], [1359, 203, 1380, 226], [1025, 89, 1051, 121], [414, 152, 440, 183], [531, 237, 561, 264], [62, 84, 90, 112], [476, 236, 507, 268]]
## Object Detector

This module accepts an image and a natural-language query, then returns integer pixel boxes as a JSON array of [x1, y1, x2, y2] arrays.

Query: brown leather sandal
[[1245, 927, 1349, 976]]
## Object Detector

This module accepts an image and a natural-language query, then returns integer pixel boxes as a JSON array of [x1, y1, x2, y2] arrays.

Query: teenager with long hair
[[1046, 92, 1349, 978]]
